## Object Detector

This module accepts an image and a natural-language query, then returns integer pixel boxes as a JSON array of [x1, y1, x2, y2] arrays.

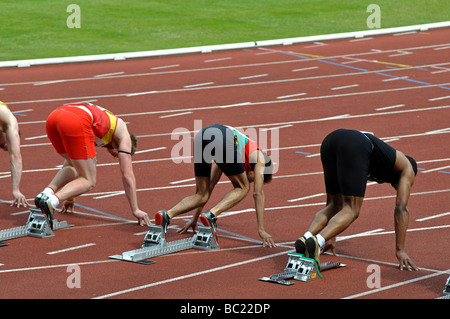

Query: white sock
[[43, 187, 54, 196], [49, 195, 60, 208], [304, 231, 313, 239], [316, 234, 325, 248]]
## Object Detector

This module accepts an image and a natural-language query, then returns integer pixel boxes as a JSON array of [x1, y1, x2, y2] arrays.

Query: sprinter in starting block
[[294, 129, 419, 271], [34, 103, 151, 229], [155, 124, 275, 247]]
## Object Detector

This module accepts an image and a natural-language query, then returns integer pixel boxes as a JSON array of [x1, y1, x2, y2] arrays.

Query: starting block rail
[[259, 252, 346, 285], [110, 225, 220, 264], [0, 208, 73, 245]]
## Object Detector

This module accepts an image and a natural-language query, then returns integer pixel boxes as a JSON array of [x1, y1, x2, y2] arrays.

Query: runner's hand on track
[[396, 249, 419, 271], [133, 209, 152, 226], [177, 218, 198, 234], [60, 200, 75, 213], [11, 190, 29, 207], [259, 230, 276, 248]]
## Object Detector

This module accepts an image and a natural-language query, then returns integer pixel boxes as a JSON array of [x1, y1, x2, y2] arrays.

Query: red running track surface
[[0, 27, 449, 301]]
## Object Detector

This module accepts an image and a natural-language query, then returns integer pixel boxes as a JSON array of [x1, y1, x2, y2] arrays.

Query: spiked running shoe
[[34, 192, 45, 208], [295, 236, 307, 256], [306, 236, 321, 271], [155, 210, 170, 238], [199, 210, 218, 242], [38, 195, 55, 230]]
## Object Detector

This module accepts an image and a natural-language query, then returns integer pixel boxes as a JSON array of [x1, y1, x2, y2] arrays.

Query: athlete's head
[[406, 155, 417, 176], [391, 155, 417, 190], [262, 151, 273, 184], [129, 132, 138, 156]]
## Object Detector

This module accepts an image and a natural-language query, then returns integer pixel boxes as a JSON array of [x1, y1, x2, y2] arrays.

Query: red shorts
[[46, 106, 96, 159]]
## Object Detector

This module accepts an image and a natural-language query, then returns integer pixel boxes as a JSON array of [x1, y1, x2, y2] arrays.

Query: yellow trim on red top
[[101, 110, 118, 145]]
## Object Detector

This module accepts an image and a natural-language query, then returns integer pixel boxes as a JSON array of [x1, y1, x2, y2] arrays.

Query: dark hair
[[262, 152, 273, 183], [406, 155, 417, 176], [129, 132, 138, 156]]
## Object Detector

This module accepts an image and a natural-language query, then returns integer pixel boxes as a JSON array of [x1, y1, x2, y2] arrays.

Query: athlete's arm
[[115, 119, 151, 226], [393, 151, 418, 271], [0, 108, 27, 207], [252, 150, 276, 247]]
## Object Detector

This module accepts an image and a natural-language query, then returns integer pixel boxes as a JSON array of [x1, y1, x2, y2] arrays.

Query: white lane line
[[184, 82, 214, 88], [134, 147, 167, 154], [159, 112, 193, 118], [416, 212, 450, 222], [375, 104, 405, 111], [239, 74, 268, 80], [291, 66, 318, 72], [46, 243, 96, 255], [25, 134, 48, 140], [429, 95, 450, 101], [94, 72, 125, 77], [421, 165, 450, 173], [382, 76, 409, 82], [288, 193, 325, 203], [93, 249, 290, 299], [277, 92, 307, 99], [151, 64, 180, 70], [331, 84, 359, 90], [170, 177, 196, 185], [204, 57, 232, 63], [343, 270, 450, 299]]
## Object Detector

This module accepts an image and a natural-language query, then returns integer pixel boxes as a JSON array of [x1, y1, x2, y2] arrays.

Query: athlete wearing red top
[[155, 124, 276, 248], [35, 103, 151, 228]]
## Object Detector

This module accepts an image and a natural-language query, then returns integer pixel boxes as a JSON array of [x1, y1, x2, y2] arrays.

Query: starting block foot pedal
[[193, 226, 220, 250], [26, 208, 73, 238], [143, 225, 166, 247], [259, 253, 346, 285], [0, 208, 73, 243], [0, 242, 8, 247], [110, 226, 220, 264], [444, 276, 450, 296]]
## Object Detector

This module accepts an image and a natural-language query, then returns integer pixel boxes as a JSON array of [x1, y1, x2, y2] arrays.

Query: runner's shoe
[[38, 195, 55, 230], [306, 236, 321, 270], [295, 236, 307, 256], [199, 210, 218, 242], [34, 192, 45, 208], [155, 210, 170, 238]]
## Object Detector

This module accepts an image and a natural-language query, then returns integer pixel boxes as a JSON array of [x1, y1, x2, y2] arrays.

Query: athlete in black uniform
[[296, 129, 419, 271]]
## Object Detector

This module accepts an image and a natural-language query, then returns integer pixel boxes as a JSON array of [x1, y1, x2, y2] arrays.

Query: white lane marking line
[[416, 212, 450, 222], [46, 243, 96, 255]]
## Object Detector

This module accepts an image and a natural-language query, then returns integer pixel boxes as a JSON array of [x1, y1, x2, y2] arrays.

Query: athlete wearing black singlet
[[295, 128, 419, 272], [320, 128, 403, 197]]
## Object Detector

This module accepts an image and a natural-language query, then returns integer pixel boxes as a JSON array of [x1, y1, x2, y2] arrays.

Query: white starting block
[[444, 277, 450, 296], [0, 207, 73, 246], [109, 225, 220, 264], [259, 252, 346, 285]]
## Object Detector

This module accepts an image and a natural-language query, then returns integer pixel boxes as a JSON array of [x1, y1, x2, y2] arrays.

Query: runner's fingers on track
[[177, 220, 198, 234], [135, 211, 152, 226], [260, 230, 276, 248], [60, 201, 75, 214], [397, 251, 419, 271], [11, 192, 29, 207]]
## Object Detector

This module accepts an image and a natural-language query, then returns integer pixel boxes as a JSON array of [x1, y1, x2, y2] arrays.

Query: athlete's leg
[[306, 193, 343, 235], [208, 171, 250, 217], [47, 157, 79, 192], [167, 176, 211, 218], [53, 155, 97, 202], [316, 194, 364, 241]]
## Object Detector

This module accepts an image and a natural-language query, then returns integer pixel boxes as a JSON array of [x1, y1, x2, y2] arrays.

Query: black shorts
[[194, 124, 245, 177], [320, 129, 373, 197]]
